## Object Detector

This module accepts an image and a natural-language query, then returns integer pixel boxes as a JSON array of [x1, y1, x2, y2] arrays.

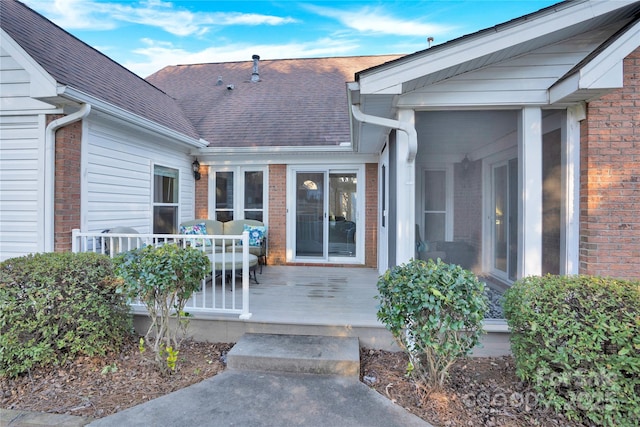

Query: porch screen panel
[[244, 171, 263, 221], [153, 165, 178, 234], [296, 172, 324, 257], [423, 170, 446, 242], [215, 171, 234, 222]]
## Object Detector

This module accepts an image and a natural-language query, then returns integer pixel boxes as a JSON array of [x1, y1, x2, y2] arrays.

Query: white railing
[[72, 229, 252, 319]]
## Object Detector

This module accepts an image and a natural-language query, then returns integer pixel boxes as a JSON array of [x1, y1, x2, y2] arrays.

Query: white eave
[[550, 18, 640, 104], [356, 0, 637, 95], [58, 86, 207, 149], [1, 28, 57, 99]]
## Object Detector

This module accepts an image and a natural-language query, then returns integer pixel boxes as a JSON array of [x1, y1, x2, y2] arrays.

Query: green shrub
[[114, 244, 209, 372], [377, 258, 488, 387], [0, 252, 132, 378], [503, 275, 640, 426]]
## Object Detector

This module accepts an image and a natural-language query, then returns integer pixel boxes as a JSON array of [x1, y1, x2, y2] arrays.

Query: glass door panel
[[295, 172, 325, 257], [328, 173, 357, 257], [492, 160, 518, 280], [493, 165, 508, 273]]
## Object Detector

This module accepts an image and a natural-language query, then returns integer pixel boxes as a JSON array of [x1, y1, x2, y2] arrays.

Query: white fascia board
[[579, 20, 640, 89], [357, 0, 632, 95], [1, 29, 57, 99], [193, 149, 377, 166], [550, 19, 639, 103], [59, 86, 207, 149]]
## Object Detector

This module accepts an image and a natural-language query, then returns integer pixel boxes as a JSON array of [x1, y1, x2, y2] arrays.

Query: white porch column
[[395, 109, 416, 265], [560, 104, 584, 275], [518, 107, 543, 277]]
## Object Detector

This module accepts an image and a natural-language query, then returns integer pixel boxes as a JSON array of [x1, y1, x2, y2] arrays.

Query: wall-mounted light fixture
[[461, 154, 471, 172], [192, 159, 201, 181]]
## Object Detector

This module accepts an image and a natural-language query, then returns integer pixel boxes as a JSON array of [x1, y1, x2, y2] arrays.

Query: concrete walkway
[[2, 334, 433, 427], [87, 370, 431, 427]]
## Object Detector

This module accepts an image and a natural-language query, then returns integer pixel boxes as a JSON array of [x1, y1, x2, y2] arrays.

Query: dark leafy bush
[[0, 252, 132, 377], [114, 244, 209, 372], [377, 258, 488, 387], [503, 275, 640, 426]]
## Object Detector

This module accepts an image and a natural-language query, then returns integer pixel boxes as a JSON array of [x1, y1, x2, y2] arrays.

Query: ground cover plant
[[504, 275, 640, 426], [376, 258, 488, 388], [0, 252, 132, 378]]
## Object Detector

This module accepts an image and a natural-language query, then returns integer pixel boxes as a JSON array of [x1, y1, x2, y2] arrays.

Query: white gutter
[[44, 103, 91, 252], [350, 104, 417, 162]]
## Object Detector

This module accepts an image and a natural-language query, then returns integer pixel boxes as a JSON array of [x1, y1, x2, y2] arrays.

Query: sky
[[23, 0, 560, 77]]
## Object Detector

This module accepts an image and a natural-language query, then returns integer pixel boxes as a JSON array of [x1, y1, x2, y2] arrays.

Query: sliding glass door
[[291, 167, 361, 263]]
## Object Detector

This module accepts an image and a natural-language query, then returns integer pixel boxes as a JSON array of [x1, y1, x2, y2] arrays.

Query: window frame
[[208, 166, 268, 224], [421, 165, 454, 242], [152, 164, 180, 234]]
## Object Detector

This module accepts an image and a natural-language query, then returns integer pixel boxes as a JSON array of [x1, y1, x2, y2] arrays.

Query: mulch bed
[[2, 337, 587, 426]]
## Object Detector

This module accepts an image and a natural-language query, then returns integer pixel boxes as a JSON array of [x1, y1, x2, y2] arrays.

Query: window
[[153, 165, 178, 233], [211, 167, 266, 222], [423, 169, 447, 242]]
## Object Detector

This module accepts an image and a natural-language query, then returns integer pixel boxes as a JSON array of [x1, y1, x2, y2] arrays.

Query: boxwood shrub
[[377, 258, 488, 387], [503, 275, 640, 426], [0, 252, 132, 377]]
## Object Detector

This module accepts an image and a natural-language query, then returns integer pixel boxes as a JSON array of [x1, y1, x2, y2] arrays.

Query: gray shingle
[[1, 0, 199, 140], [146, 55, 403, 147]]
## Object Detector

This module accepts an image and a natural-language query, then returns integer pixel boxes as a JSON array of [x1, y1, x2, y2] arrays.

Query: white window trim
[[419, 163, 454, 242], [152, 163, 180, 233], [207, 165, 268, 224]]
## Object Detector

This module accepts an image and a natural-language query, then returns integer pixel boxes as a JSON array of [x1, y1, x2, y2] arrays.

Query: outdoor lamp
[[192, 159, 201, 181]]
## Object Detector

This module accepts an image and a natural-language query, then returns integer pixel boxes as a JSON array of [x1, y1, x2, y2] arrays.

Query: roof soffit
[[356, 1, 640, 95], [550, 18, 640, 103]]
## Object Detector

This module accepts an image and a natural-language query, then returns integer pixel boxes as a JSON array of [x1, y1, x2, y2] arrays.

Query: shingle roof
[[1, 0, 199, 140], [146, 55, 403, 148]]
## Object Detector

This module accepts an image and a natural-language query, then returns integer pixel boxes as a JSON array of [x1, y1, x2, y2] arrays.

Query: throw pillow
[[243, 224, 266, 246], [179, 222, 209, 246]]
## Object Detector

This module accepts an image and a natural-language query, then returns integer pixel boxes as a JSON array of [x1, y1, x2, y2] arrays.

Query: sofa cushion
[[223, 219, 264, 236]]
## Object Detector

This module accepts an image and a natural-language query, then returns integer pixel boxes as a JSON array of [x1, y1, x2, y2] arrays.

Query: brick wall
[[50, 115, 82, 252], [268, 164, 287, 265], [579, 47, 640, 280], [195, 166, 209, 219], [364, 163, 378, 268]]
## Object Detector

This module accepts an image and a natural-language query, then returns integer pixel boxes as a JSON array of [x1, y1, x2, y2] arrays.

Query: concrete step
[[226, 333, 360, 378]]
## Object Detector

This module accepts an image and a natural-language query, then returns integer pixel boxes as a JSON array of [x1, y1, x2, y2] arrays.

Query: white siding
[[398, 26, 617, 108], [0, 46, 56, 113], [0, 115, 44, 260], [84, 118, 195, 233]]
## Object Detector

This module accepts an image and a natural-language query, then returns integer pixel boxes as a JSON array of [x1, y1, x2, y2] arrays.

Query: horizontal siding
[[0, 46, 55, 112], [85, 119, 195, 233], [0, 115, 42, 261], [401, 26, 608, 108]]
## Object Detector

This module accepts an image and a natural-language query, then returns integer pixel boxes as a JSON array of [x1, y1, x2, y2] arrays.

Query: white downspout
[[350, 104, 417, 162], [351, 104, 417, 265], [44, 103, 91, 252]]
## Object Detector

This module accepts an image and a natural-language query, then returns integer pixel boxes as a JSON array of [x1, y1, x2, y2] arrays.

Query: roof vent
[[251, 54, 260, 82], [216, 76, 223, 85]]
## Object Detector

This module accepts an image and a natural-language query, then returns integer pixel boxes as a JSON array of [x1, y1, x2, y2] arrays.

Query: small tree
[[114, 244, 209, 372], [377, 258, 488, 388]]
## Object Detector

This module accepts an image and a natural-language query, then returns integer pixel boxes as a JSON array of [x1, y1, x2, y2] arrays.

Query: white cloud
[[124, 38, 360, 77], [23, 0, 298, 36], [304, 4, 454, 37]]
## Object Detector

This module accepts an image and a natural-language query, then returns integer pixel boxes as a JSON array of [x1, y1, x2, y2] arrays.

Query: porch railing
[[71, 229, 252, 319]]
